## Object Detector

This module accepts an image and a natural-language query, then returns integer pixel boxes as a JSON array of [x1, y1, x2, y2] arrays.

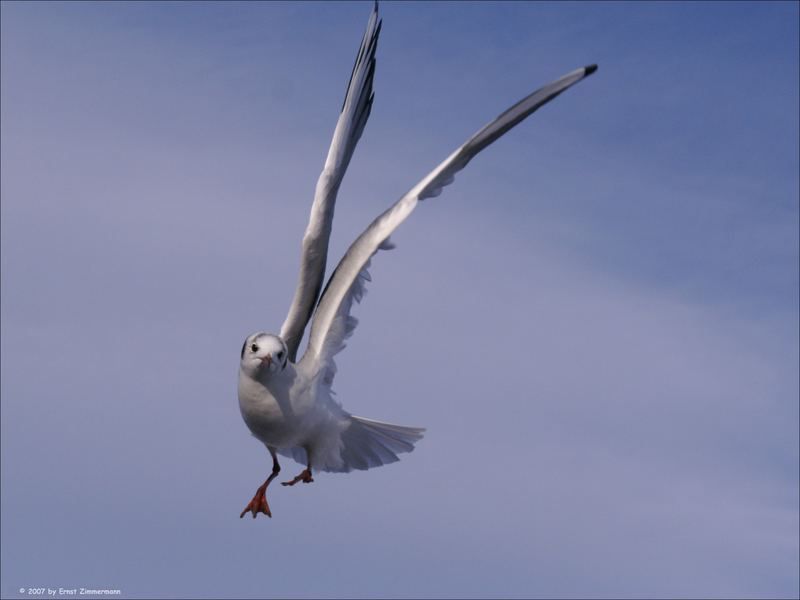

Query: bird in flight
[[238, 2, 597, 519]]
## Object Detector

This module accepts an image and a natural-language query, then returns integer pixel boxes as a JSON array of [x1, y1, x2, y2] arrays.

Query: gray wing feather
[[279, 3, 382, 361], [300, 65, 598, 380]]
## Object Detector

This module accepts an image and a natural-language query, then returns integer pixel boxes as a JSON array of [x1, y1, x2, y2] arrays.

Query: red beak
[[261, 355, 272, 367]]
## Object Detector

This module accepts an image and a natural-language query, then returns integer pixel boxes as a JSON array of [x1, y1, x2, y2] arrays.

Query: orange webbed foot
[[239, 486, 271, 519], [281, 469, 314, 486]]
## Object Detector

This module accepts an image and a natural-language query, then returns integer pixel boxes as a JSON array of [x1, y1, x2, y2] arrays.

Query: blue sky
[[1, 1, 798, 598]]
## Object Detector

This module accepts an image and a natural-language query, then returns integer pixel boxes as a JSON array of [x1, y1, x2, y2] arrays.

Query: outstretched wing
[[279, 2, 382, 361], [299, 64, 598, 383]]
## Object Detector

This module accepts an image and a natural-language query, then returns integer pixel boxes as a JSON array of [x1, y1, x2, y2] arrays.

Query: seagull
[[238, 2, 597, 519]]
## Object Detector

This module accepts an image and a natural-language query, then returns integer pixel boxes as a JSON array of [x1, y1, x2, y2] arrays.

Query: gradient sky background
[[1, 2, 798, 598]]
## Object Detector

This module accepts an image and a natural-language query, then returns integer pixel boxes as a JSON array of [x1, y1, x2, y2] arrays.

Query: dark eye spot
[[251, 344, 259, 353], [277, 351, 284, 359]]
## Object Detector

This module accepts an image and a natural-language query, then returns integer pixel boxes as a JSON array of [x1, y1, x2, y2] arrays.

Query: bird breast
[[237, 366, 317, 447]]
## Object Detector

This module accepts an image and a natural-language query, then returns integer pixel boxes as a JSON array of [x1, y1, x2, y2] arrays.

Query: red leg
[[240, 447, 280, 519]]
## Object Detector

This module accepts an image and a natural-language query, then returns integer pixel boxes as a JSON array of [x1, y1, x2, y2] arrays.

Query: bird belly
[[238, 373, 312, 449]]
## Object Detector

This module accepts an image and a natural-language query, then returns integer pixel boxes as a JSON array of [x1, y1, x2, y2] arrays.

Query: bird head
[[240, 332, 288, 377]]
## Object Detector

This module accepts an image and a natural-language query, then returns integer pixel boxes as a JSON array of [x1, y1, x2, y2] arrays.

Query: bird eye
[[250, 344, 259, 353], [277, 351, 284, 359]]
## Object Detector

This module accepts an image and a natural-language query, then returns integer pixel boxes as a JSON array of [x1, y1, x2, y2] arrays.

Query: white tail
[[331, 415, 425, 472]]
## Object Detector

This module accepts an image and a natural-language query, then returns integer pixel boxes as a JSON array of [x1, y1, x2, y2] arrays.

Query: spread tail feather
[[331, 415, 425, 473]]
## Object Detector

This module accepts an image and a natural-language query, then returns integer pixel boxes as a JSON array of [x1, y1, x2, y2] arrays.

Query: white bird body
[[238, 333, 423, 474], [239, 366, 345, 469], [238, 363, 307, 450], [236, 2, 596, 518]]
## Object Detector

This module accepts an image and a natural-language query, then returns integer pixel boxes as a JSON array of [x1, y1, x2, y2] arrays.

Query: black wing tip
[[584, 64, 598, 76], [340, 7, 382, 113]]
